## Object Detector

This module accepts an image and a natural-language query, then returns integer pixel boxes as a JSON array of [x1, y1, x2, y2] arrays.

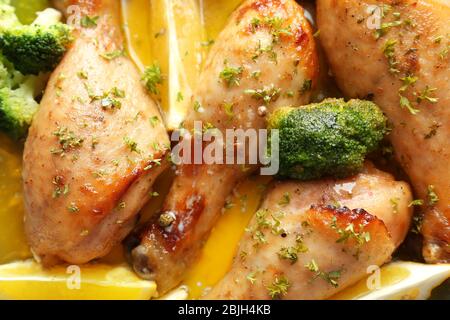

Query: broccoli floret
[[0, 76, 39, 139], [268, 98, 387, 180], [0, 51, 23, 88], [0, 53, 45, 139], [0, 6, 72, 75]]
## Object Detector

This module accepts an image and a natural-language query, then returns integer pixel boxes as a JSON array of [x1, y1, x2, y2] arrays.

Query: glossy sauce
[[0, 134, 30, 264]]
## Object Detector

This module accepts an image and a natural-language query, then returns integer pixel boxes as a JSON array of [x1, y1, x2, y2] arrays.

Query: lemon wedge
[[160, 286, 189, 300], [121, 0, 153, 69], [332, 261, 450, 300], [0, 260, 157, 300], [149, 0, 206, 130], [122, 0, 207, 130]]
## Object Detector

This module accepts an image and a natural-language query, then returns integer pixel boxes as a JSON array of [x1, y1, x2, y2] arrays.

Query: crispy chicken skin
[[316, 0, 450, 263], [206, 163, 413, 300], [132, 0, 319, 293], [23, 0, 170, 265]]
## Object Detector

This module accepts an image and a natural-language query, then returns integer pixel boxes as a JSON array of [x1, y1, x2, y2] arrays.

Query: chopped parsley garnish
[[223, 102, 234, 118], [176, 91, 184, 102], [251, 16, 292, 43], [408, 199, 424, 207], [411, 214, 424, 234], [252, 40, 277, 62], [142, 63, 163, 95], [374, 20, 402, 39], [100, 49, 125, 61], [330, 216, 371, 246], [67, 203, 79, 213], [390, 197, 400, 214], [77, 70, 88, 79], [246, 271, 257, 284], [383, 39, 400, 74], [266, 275, 290, 299], [149, 116, 159, 127], [100, 87, 125, 110], [399, 94, 419, 115], [52, 176, 69, 199], [427, 185, 439, 206], [433, 36, 444, 44], [224, 200, 234, 209], [246, 209, 287, 247], [244, 85, 281, 105], [305, 259, 342, 288], [123, 136, 141, 154], [193, 100, 203, 112], [416, 86, 439, 104], [439, 45, 449, 60], [51, 127, 84, 156], [278, 192, 291, 206], [219, 63, 244, 87], [80, 15, 99, 28], [278, 236, 308, 264], [399, 75, 418, 92]]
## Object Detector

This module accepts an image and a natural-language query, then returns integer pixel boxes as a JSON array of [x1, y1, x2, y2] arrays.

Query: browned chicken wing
[[23, 0, 170, 265], [132, 0, 319, 293], [317, 0, 450, 263], [206, 163, 413, 300]]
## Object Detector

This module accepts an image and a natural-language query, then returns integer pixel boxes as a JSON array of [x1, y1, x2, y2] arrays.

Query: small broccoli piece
[[0, 76, 39, 139], [268, 98, 387, 180], [0, 52, 23, 88], [0, 53, 44, 139], [0, 6, 72, 75]]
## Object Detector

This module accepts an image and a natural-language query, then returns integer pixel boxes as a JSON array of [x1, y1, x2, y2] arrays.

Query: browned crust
[[306, 205, 393, 246]]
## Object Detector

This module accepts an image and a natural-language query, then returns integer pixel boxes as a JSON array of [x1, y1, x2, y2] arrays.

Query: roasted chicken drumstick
[[207, 163, 413, 299], [23, 0, 170, 265], [132, 0, 319, 293], [317, 0, 450, 263]]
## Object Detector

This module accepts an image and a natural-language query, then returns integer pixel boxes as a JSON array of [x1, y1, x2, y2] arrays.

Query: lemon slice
[[0, 260, 157, 300], [122, 0, 207, 130], [160, 286, 189, 300], [332, 261, 450, 300], [121, 0, 153, 70], [150, 0, 206, 130]]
